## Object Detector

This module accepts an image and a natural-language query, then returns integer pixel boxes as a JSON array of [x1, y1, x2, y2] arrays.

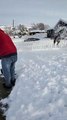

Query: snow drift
[[0, 37, 67, 120]]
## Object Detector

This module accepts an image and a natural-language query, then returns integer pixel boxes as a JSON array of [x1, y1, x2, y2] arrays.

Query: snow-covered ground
[[0, 36, 67, 120]]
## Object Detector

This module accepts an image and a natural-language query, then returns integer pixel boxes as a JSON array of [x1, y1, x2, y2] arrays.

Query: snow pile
[[0, 38, 67, 120], [13, 36, 67, 52]]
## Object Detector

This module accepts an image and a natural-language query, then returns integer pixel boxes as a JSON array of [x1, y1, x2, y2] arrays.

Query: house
[[47, 19, 67, 39], [54, 19, 67, 39], [54, 19, 67, 31], [28, 29, 46, 35]]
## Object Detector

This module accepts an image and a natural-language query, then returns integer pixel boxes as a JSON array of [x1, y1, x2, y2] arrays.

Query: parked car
[[24, 38, 40, 42]]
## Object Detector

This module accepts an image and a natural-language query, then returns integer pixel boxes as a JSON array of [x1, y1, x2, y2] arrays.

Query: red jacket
[[0, 29, 17, 58]]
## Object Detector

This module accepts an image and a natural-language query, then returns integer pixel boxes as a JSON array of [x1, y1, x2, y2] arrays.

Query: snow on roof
[[54, 19, 67, 29]]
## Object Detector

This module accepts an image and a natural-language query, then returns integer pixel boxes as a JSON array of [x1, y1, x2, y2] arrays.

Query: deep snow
[[0, 36, 67, 120]]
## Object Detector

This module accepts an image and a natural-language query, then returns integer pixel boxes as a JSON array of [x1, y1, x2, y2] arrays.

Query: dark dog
[[54, 33, 60, 45]]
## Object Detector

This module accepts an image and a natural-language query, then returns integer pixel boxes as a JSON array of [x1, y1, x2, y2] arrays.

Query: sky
[[0, 0, 67, 27]]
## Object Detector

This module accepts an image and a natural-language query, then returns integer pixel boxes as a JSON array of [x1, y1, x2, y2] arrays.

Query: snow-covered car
[[24, 38, 40, 42]]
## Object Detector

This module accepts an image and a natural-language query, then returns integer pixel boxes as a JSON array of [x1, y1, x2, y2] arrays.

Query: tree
[[37, 23, 45, 30], [18, 24, 27, 33], [31, 23, 45, 30]]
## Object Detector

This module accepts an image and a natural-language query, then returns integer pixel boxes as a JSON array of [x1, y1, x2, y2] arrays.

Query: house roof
[[54, 19, 67, 30]]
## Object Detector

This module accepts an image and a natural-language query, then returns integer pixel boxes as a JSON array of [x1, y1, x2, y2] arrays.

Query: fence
[[20, 40, 67, 51]]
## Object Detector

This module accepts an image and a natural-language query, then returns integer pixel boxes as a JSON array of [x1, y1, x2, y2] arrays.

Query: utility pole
[[12, 19, 15, 38], [13, 19, 15, 28]]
